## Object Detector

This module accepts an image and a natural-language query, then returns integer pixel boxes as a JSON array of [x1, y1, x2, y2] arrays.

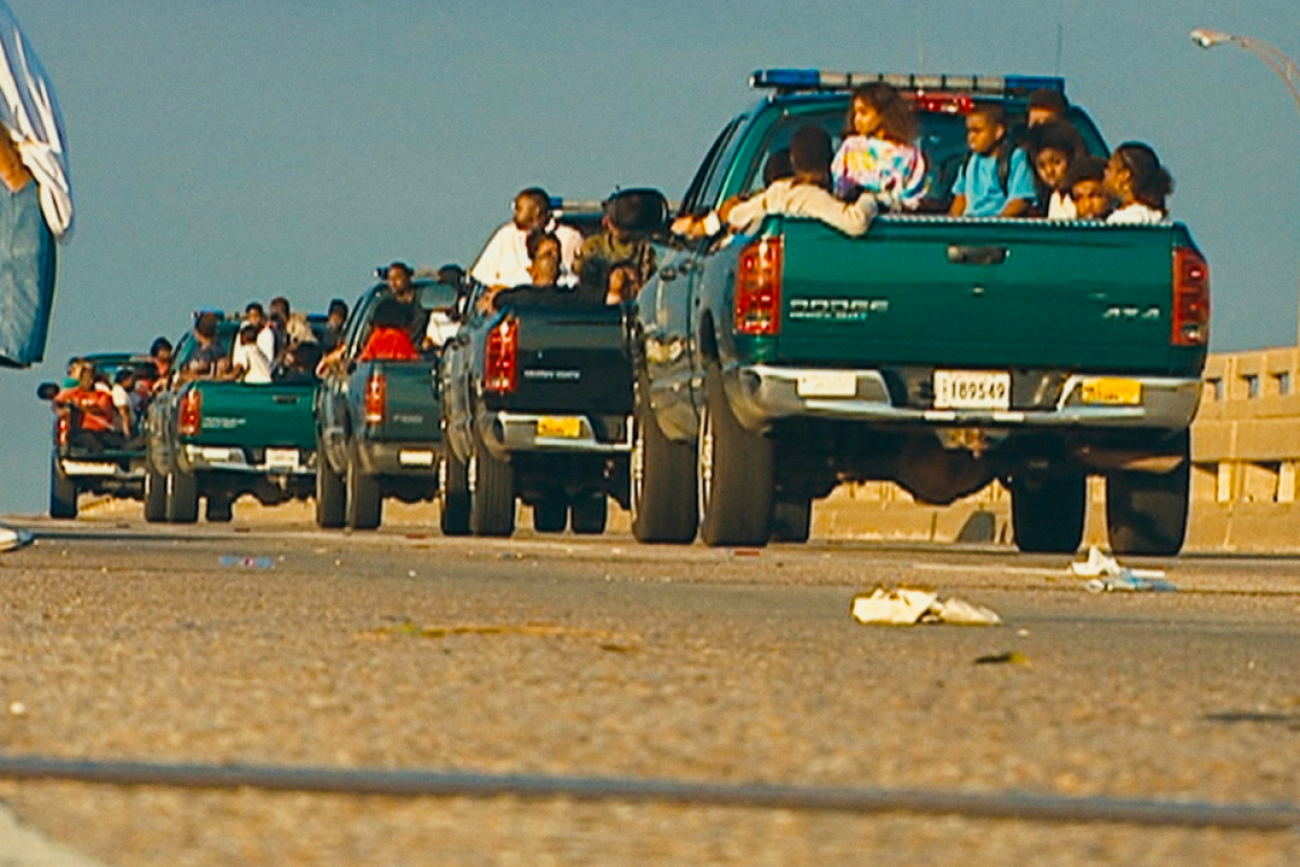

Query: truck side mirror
[[607, 188, 671, 239], [36, 382, 58, 401]]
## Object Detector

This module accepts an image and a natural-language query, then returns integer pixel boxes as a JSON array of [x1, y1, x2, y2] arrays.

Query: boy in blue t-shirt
[[949, 104, 1037, 218]]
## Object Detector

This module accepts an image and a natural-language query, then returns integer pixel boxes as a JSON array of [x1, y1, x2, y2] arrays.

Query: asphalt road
[[1, 514, 1299, 866]]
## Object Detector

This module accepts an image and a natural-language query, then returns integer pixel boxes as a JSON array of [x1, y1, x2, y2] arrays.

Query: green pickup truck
[[145, 314, 326, 523], [631, 71, 1209, 554]]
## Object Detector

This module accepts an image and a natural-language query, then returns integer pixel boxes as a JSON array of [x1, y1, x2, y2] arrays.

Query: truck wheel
[[315, 443, 346, 529], [439, 451, 471, 536], [1011, 473, 1086, 554], [345, 448, 382, 531], [630, 376, 697, 543], [143, 468, 167, 523], [532, 497, 567, 533], [1106, 438, 1190, 557], [205, 493, 234, 523], [771, 498, 812, 543], [469, 431, 515, 537], [698, 365, 774, 547], [165, 470, 199, 524], [49, 457, 78, 520], [570, 493, 608, 535]]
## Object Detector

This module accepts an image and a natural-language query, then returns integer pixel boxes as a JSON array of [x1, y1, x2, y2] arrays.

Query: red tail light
[[364, 372, 387, 424], [178, 388, 202, 437], [735, 236, 784, 336], [1172, 247, 1210, 347], [55, 415, 69, 447], [484, 317, 518, 394]]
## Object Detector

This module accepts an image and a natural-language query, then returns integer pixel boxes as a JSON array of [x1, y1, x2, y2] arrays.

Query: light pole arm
[[1235, 37, 1300, 117]]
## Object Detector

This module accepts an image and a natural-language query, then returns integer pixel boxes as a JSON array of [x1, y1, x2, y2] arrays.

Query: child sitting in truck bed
[[574, 192, 660, 305], [723, 124, 876, 237], [1105, 142, 1172, 225], [1062, 156, 1113, 221], [1027, 119, 1086, 220], [830, 82, 927, 211], [358, 297, 420, 362], [949, 103, 1037, 218]]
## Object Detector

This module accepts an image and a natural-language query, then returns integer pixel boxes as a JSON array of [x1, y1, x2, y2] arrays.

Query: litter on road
[[850, 587, 1003, 626], [1069, 546, 1177, 593], [218, 556, 275, 569]]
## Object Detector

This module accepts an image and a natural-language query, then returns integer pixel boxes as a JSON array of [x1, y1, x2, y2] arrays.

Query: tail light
[[484, 317, 518, 394], [1172, 247, 1210, 347], [735, 236, 784, 336], [364, 372, 387, 424], [178, 388, 202, 437], [55, 415, 69, 447]]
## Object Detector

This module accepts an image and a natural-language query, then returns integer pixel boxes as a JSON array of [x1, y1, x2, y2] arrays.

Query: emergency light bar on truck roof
[[748, 69, 1065, 97]]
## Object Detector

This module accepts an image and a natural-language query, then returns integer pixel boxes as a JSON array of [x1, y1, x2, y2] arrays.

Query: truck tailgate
[[353, 359, 441, 442], [507, 306, 632, 415], [186, 382, 317, 450], [774, 218, 1193, 374]]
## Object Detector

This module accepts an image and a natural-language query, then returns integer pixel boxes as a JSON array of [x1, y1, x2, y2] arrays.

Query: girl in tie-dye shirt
[[831, 83, 927, 210]]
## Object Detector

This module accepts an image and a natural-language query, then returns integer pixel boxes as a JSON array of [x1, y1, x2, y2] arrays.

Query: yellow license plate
[[536, 416, 583, 438], [1080, 378, 1143, 405]]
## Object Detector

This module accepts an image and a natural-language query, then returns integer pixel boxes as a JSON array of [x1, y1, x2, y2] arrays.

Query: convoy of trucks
[[38, 70, 1210, 556]]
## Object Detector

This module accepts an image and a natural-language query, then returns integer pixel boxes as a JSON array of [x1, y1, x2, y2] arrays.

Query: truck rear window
[[739, 103, 1107, 209]]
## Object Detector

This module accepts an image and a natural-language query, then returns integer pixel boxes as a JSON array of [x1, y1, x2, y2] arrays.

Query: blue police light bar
[[750, 69, 1064, 97]]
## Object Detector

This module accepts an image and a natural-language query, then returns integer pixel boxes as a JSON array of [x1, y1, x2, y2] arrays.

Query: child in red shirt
[[358, 297, 420, 362]]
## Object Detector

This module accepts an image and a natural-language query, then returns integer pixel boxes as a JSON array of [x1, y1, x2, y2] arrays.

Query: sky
[[1, 0, 1297, 513]]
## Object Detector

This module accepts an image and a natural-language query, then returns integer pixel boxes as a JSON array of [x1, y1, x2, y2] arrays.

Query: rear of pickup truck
[[166, 379, 318, 521], [688, 215, 1207, 554], [442, 302, 634, 537]]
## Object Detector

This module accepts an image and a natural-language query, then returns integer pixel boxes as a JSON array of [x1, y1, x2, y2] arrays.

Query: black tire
[[698, 364, 774, 547], [439, 450, 471, 536], [205, 493, 234, 523], [532, 497, 568, 533], [315, 441, 346, 529], [345, 448, 382, 531], [165, 470, 199, 524], [49, 456, 78, 520], [1106, 437, 1191, 557], [570, 493, 608, 535], [771, 498, 812, 543], [143, 468, 167, 523], [469, 430, 515, 537], [1010, 472, 1086, 554], [630, 375, 698, 543]]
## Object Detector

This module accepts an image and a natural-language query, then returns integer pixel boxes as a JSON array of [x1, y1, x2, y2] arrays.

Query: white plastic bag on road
[[1070, 546, 1176, 593], [850, 587, 1002, 626]]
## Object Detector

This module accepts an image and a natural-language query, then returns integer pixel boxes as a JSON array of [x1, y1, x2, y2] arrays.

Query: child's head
[[965, 104, 1007, 156], [1105, 143, 1173, 212], [1064, 155, 1112, 219], [763, 148, 793, 186], [1028, 120, 1085, 191], [1026, 89, 1068, 127], [114, 367, 135, 388], [526, 230, 561, 286], [238, 323, 259, 345], [847, 83, 916, 143], [789, 124, 834, 188]]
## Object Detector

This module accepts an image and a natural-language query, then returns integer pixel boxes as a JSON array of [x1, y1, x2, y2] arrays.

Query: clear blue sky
[[2, 0, 1296, 513]]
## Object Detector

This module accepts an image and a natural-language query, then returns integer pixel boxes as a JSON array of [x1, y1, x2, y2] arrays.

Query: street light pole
[[1192, 29, 1300, 345]]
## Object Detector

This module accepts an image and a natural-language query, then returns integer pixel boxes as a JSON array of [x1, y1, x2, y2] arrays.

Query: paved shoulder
[[0, 803, 109, 867]]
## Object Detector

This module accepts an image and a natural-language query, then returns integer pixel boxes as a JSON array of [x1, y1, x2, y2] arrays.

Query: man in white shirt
[[470, 187, 582, 289], [231, 323, 274, 384]]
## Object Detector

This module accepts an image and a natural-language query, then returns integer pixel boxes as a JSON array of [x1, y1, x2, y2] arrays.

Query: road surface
[[1, 514, 1298, 866]]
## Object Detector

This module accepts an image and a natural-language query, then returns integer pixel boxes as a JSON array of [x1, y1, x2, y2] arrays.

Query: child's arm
[[1000, 198, 1031, 218], [949, 195, 967, 217]]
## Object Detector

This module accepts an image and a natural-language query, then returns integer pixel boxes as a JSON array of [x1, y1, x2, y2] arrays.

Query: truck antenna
[[1055, 23, 1064, 75]]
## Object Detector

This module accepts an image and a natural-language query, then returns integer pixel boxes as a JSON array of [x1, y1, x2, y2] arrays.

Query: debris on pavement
[[1069, 546, 1177, 593], [974, 651, 1029, 665], [0, 524, 33, 553], [218, 556, 275, 569], [850, 587, 1003, 626]]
